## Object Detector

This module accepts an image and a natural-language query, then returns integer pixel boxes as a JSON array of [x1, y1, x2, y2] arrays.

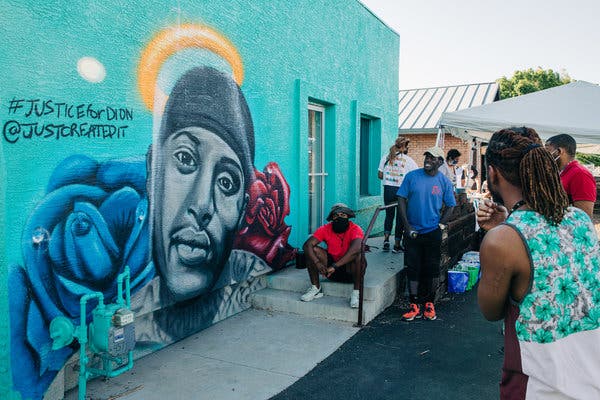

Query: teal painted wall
[[1, 1, 398, 398], [0, 117, 6, 392]]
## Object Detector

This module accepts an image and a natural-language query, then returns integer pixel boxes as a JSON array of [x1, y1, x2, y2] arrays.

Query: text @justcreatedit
[[3, 98, 134, 143]]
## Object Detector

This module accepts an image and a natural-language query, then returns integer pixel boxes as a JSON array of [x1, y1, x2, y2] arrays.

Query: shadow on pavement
[[271, 287, 503, 400]]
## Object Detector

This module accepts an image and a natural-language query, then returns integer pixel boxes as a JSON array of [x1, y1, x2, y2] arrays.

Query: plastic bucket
[[466, 265, 480, 290], [448, 270, 468, 293]]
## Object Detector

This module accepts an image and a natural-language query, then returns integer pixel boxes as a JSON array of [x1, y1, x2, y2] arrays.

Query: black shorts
[[326, 254, 354, 283]]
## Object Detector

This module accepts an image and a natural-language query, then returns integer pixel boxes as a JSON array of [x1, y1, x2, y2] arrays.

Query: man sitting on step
[[300, 203, 364, 308]]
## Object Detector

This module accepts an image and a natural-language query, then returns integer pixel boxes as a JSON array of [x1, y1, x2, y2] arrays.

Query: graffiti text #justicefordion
[[3, 120, 128, 143], [7, 98, 134, 121], [3, 98, 134, 143]]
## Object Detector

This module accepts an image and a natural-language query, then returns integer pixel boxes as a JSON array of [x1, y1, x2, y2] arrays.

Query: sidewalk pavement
[[66, 242, 504, 400], [66, 308, 360, 400], [69, 286, 503, 400], [272, 288, 504, 400]]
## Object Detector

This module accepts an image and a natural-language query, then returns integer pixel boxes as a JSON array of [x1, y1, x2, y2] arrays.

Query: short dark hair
[[546, 134, 576, 157], [447, 149, 461, 160]]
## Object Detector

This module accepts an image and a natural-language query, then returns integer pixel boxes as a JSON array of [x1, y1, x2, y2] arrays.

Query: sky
[[360, 0, 600, 90]]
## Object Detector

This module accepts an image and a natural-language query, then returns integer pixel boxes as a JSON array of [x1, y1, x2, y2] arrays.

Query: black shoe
[[392, 244, 404, 253], [383, 241, 390, 252]]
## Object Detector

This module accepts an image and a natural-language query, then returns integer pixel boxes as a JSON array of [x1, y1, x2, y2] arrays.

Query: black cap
[[326, 203, 356, 221]]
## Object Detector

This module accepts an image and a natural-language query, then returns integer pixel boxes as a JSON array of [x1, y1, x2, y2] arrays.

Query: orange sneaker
[[423, 302, 437, 320], [402, 303, 421, 321]]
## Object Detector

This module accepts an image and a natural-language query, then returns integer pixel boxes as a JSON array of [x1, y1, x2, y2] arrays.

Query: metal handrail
[[356, 202, 398, 327]]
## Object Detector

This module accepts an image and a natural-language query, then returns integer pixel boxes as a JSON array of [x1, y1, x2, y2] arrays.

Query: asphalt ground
[[271, 287, 504, 400]]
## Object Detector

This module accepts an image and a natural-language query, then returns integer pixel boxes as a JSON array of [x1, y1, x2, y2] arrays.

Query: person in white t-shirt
[[377, 135, 418, 252], [438, 148, 462, 187]]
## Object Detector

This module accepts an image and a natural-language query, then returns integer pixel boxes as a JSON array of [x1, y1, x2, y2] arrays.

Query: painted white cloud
[[77, 57, 106, 83]]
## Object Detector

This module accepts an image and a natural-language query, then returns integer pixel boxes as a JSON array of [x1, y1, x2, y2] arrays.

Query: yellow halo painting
[[137, 23, 244, 111]]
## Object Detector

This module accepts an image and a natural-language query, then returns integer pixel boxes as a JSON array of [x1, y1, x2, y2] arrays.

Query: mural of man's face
[[154, 126, 247, 301]]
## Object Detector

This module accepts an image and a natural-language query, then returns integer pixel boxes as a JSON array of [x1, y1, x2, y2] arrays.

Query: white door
[[308, 104, 326, 234]]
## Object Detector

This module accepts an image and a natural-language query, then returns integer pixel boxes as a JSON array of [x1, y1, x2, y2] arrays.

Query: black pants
[[326, 254, 354, 283], [383, 185, 403, 241], [404, 228, 442, 303]]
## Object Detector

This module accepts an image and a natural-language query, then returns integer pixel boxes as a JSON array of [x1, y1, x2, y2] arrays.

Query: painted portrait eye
[[216, 171, 240, 196], [174, 150, 197, 173]]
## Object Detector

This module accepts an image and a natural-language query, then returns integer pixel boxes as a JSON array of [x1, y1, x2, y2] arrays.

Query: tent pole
[[436, 126, 444, 148]]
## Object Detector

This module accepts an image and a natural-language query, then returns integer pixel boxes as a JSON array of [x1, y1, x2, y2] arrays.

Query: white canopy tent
[[438, 81, 600, 148]]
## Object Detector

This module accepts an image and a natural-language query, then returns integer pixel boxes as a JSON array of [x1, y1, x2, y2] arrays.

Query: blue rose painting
[[8, 155, 156, 398]]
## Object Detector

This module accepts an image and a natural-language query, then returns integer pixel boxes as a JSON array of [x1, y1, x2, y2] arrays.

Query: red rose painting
[[234, 162, 297, 269]]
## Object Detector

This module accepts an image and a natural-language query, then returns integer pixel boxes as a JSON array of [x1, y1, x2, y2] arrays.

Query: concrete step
[[262, 250, 404, 298], [251, 288, 373, 324], [251, 249, 405, 324]]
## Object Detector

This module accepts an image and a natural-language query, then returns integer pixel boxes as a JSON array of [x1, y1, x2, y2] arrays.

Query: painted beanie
[[160, 66, 255, 189]]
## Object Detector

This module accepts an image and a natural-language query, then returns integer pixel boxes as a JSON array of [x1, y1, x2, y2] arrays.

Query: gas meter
[[50, 267, 136, 400]]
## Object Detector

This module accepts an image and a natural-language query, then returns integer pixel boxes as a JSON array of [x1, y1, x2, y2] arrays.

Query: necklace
[[509, 200, 526, 215], [334, 232, 345, 249]]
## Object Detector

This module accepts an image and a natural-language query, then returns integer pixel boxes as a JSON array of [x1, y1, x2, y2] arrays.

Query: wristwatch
[[331, 263, 338, 270]]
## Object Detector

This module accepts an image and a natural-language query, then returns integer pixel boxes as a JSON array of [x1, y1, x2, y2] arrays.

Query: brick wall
[[403, 132, 472, 165], [402, 132, 483, 188]]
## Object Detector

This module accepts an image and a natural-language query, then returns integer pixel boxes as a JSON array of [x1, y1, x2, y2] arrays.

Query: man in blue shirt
[[397, 146, 456, 321]]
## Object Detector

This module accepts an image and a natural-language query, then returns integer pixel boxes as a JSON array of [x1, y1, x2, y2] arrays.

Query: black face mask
[[332, 218, 350, 233]]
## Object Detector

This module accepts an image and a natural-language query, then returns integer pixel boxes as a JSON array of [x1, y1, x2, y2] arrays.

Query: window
[[359, 116, 381, 196]]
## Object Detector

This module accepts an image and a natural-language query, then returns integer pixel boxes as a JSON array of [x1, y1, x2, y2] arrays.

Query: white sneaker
[[350, 290, 360, 308], [301, 285, 323, 302]]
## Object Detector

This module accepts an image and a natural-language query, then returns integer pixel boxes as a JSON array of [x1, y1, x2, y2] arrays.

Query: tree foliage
[[497, 68, 571, 99], [576, 153, 600, 167]]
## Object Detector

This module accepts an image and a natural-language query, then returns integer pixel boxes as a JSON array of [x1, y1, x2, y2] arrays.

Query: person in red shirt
[[545, 134, 597, 218], [301, 203, 364, 308]]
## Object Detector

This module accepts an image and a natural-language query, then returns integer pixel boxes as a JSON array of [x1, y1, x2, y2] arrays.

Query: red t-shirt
[[560, 160, 597, 203], [312, 221, 364, 262]]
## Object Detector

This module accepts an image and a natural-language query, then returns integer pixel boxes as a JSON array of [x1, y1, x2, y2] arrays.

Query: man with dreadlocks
[[476, 127, 600, 399]]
